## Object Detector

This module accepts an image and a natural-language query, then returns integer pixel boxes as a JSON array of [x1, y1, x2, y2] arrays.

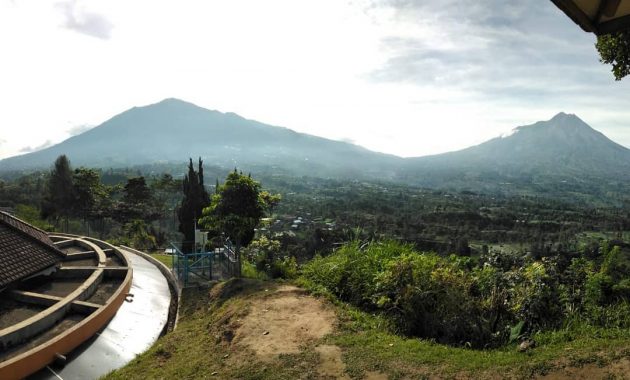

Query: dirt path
[[539, 357, 630, 380], [234, 285, 336, 359], [233, 284, 387, 379]]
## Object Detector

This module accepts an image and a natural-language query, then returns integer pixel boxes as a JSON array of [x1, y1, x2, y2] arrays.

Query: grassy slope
[[104, 280, 630, 380], [104, 280, 322, 380], [150, 253, 174, 268]]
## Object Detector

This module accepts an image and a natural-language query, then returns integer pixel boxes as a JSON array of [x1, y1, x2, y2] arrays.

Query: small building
[[0, 212, 65, 293]]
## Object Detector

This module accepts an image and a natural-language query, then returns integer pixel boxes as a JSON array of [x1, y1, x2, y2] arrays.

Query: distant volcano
[[1, 101, 629, 190], [403, 112, 630, 181], [0, 98, 401, 179]]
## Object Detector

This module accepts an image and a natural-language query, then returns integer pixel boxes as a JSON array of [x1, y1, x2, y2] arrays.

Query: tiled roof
[[0, 212, 65, 288]]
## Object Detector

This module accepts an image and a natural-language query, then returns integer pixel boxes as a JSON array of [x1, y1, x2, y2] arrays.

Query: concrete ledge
[[71, 300, 102, 314], [52, 239, 75, 248], [121, 246, 181, 331], [0, 267, 104, 350], [10, 291, 103, 314], [64, 251, 96, 260], [56, 266, 128, 278], [0, 266, 132, 380], [0, 235, 121, 359]]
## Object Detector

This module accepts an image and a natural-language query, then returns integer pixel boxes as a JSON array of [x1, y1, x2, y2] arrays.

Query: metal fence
[[220, 239, 239, 279], [171, 243, 214, 287], [170, 240, 239, 287]]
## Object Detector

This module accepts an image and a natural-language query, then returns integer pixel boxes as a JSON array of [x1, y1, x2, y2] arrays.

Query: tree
[[123, 177, 152, 205], [125, 219, 157, 250], [116, 177, 158, 223], [199, 169, 280, 277], [42, 155, 75, 231], [151, 173, 182, 242], [178, 158, 210, 253], [73, 167, 107, 235], [596, 30, 630, 80]]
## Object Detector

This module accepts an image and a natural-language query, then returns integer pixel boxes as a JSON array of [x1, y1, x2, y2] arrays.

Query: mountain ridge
[[0, 98, 403, 179], [1, 99, 629, 191]]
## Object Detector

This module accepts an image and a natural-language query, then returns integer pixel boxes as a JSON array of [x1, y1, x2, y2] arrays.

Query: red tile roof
[[0, 212, 65, 288]]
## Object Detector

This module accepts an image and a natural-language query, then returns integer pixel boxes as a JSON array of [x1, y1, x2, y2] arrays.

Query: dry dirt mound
[[229, 283, 387, 379], [233, 285, 336, 360]]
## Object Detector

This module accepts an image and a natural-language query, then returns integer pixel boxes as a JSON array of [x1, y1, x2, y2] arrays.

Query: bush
[[243, 236, 299, 279], [302, 239, 630, 348], [303, 240, 500, 347]]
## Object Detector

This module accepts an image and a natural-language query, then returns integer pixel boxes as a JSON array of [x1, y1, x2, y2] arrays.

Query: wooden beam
[[595, 0, 621, 23], [551, 0, 598, 33], [603, 0, 621, 17], [598, 13, 630, 33]]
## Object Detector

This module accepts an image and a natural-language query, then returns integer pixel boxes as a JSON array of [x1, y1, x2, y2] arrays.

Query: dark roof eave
[[598, 13, 630, 33], [0, 212, 66, 259], [551, 0, 598, 33], [552, 0, 630, 35]]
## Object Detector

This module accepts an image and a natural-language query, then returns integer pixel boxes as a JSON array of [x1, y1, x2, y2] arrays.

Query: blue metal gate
[[171, 243, 214, 287]]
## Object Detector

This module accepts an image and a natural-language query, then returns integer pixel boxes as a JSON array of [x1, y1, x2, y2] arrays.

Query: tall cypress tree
[[42, 155, 75, 232], [177, 158, 210, 253]]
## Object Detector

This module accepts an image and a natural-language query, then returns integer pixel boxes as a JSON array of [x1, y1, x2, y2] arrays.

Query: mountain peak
[[548, 112, 589, 128], [551, 111, 574, 119], [151, 98, 200, 108]]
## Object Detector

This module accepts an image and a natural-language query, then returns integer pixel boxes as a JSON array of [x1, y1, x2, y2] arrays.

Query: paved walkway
[[31, 249, 171, 380]]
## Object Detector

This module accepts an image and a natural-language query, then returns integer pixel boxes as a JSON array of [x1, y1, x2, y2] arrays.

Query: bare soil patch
[[540, 357, 630, 380], [234, 285, 336, 360], [316, 345, 350, 380]]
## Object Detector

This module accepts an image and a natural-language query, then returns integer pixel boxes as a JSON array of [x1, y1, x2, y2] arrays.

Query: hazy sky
[[1, 0, 629, 160]]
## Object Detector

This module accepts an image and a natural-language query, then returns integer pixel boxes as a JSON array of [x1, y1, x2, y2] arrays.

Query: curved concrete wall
[[0, 238, 108, 349], [0, 235, 133, 380], [120, 246, 181, 331]]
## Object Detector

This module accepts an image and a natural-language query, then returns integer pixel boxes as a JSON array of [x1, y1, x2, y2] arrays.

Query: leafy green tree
[[178, 158, 210, 253], [73, 167, 108, 235], [124, 219, 157, 250], [596, 30, 630, 80], [42, 155, 75, 231], [15, 204, 53, 231], [199, 170, 280, 277], [116, 177, 158, 223], [151, 173, 182, 243], [123, 177, 152, 204]]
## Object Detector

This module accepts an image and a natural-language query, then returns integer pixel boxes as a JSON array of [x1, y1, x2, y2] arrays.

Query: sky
[[1, 0, 629, 160]]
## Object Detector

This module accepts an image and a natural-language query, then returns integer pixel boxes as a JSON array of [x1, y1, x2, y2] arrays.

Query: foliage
[[201, 170, 265, 247], [117, 176, 159, 223], [302, 239, 630, 348], [124, 219, 157, 250], [14, 204, 53, 230], [596, 30, 630, 80], [199, 170, 280, 276], [73, 167, 109, 231], [245, 236, 297, 279], [177, 158, 210, 253], [41, 155, 75, 230]]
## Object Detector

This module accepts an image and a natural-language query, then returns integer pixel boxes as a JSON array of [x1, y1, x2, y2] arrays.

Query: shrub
[[301, 239, 630, 348]]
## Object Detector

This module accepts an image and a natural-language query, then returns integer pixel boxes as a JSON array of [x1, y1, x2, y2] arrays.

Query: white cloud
[[55, 0, 113, 39], [66, 124, 93, 136], [0, 0, 628, 161], [19, 140, 54, 153]]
